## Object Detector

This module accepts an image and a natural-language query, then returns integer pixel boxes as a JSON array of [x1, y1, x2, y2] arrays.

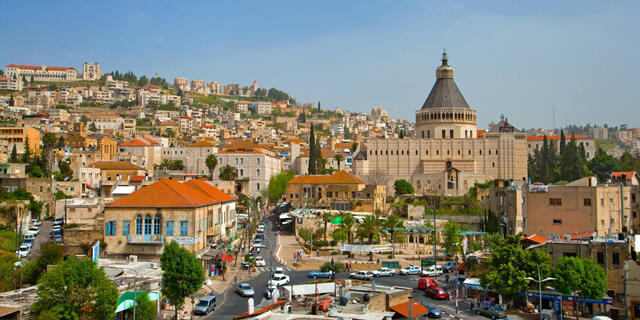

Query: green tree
[[160, 241, 205, 319], [57, 135, 65, 148], [333, 154, 344, 171], [54, 190, 71, 200], [338, 212, 356, 244], [267, 171, 294, 202], [393, 179, 414, 195], [308, 124, 318, 174], [205, 154, 218, 181], [320, 212, 334, 241], [553, 257, 606, 299], [383, 214, 404, 258], [23, 242, 64, 285], [22, 136, 31, 163], [31, 257, 118, 319], [442, 221, 463, 256], [298, 228, 313, 247], [559, 136, 589, 182], [169, 160, 184, 170], [621, 151, 640, 173], [138, 75, 149, 86], [57, 160, 73, 180], [89, 122, 99, 133], [331, 229, 348, 243], [587, 148, 622, 182], [320, 261, 345, 274], [9, 145, 18, 163], [159, 159, 172, 173], [218, 165, 238, 181], [358, 215, 381, 261], [298, 112, 306, 123], [134, 292, 158, 320], [559, 129, 567, 155], [580, 259, 607, 299], [28, 200, 43, 219], [9, 94, 14, 106], [480, 234, 529, 302]]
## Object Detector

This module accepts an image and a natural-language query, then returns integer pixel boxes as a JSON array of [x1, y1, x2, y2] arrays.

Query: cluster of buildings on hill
[[174, 77, 258, 97]]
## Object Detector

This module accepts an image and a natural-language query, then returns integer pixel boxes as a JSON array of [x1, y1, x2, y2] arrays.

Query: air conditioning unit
[[128, 255, 137, 263], [149, 262, 158, 269]]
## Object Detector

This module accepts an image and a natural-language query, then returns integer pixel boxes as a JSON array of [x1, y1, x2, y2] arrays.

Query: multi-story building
[[87, 113, 124, 134], [82, 62, 102, 80], [0, 78, 23, 91], [590, 126, 609, 140], [0, 127, 41, 162], [526, 135, 596, 160], [213, 141, 283, 196], [293, 150, 347, 175], [178, 116, 194, 133], [160, 140, 218, 176], [6, 64, 79, 81], [190, 79, 205, 92], [174, 77, 189, 89], [353, 53, 528, 196], [256, 101, 272, 115], [286, 170, 386, 212], [103, 179, 236, 258], [207, 81, 223, 95], [117, 137, 162, 174], [235, 101, 251, 114], [89, 160, 147, 183]]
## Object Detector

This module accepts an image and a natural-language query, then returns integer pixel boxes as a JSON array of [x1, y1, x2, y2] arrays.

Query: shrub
[[320, 261, 345, 273], [331, 251, 338, 255]]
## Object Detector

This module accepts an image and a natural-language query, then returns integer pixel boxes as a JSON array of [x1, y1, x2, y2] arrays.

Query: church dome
[[421, 51, 470, 110]]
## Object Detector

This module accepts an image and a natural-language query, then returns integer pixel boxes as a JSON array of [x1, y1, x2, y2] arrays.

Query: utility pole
[[408, 294, 413, 320]]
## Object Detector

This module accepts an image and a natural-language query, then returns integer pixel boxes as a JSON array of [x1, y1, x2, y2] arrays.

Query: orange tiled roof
[[521, 234, 547, 244], [188, 140, 216, 147], [184, 179, 236, 203], [389, 300, 430, 318], [611, 171, 636, 179], [477, 129, 487, 137], [527, 135, 589, 141], [160, 120, 177, 126], [89, 161, 144, 170], [570, 232, 595, 240], [219, 149, 263, 154], [107, 179, 216, 208], [287, 138, 307, 145], [120, 137, 159, 147], [6, 64, 77, 72], [129, 175, 146, 182], [288, 170, 365, 185]]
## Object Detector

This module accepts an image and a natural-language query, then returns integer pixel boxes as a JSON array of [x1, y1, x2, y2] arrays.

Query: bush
[[331, 251, 338, 255], [320, 261, 345, 273], [394, 179, 414, 195], [329, 240, 337, 247], [313, 240, 329, 249]]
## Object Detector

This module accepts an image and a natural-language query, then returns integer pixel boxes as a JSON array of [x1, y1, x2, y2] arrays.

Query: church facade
[[353, 53, 528, 196]]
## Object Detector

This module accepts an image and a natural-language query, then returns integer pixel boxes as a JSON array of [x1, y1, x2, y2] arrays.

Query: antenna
[[552, 105, 556, 131]]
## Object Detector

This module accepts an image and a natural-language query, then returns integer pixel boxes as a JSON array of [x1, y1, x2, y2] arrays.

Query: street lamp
[[525, 263, 556, 320]]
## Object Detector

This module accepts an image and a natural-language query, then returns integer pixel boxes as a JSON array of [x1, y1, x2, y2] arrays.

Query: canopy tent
[[463, 278, 482, 288], [115, 291, 160, 313]]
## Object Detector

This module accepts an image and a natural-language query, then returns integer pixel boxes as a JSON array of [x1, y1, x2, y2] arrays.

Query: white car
[[253, 239, 265, 248], [399, 265, 421, 275], [421, 266, 443, 277], [372, 267, 396, 277], [31, 219, 41, 227], [16, 245, 29, 258], [350, 271, 374, 280], [28, 226, 39, 236], [23, 233, 35, 241], [257, 225, 265, 232], [274, 267, 285, 276], [255, 256, 266, 267], [267, 274, 290, 286]]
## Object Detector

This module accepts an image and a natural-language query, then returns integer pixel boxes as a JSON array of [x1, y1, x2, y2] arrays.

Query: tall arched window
[[153, 214, 161, 235], [144, 214, 152, 235], [136, 214, 143, 235]]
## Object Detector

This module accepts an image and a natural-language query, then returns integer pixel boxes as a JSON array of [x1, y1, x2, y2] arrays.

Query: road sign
[[457, 280, 460, 285]]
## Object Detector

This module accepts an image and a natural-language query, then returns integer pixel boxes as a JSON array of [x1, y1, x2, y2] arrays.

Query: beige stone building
[[353, 53, 528, 196], [0, 126, 41, 162], [160, 140, 218, 176]]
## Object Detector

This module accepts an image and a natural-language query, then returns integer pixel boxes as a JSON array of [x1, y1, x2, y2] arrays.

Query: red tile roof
[[120, 137, 159, 147], [570, 232, 595, 240], [6, 64, 77, 72], [89, 161, 144, 170], [521, 234, 547, 244], [107, 179, 220, 208], [611, 171, 637, 179], [477, 129, 487, 137], [184, 179, 236, 203], [288, 170, 365, 185], [527, 135, 589, 141], [129, 175, 146, 182], [389, 300, 430, 318]]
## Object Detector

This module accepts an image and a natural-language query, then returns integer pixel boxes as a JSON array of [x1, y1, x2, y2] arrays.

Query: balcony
[[127, 234, 164, 245]]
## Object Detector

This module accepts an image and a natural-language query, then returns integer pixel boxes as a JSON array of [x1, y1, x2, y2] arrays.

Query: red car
[[425, 287, 449, 300], [418, 277, 439, 290]]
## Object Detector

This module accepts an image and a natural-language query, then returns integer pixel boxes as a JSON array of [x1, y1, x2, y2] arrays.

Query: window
[[351, 192, 355, 198], [153, 214, 161, 235], [257, 158, 260, 165], [422, 131, 425, 138], [634, 304, 640, 319], [327, 191, 333, 197], [105, 221, 116, 236], [144, 214, 152, 235], [256, 169, 260, 177], [180, 221, 189, 236], [450, 130, 453, 138], [549, 198, 562, 206], [597, 252, 604, 264], [256, 183, 260, 190], [613, 252, 620, 265], [552, 219, 562, 224], [123, 221, 130, 236], [442, 130, 446, 138], [584, 198, 592, 206], [166, 221, 174, 236], [290, 193, 293, 199], [136, 214, 143, 235], [427, 130, 430, 138]]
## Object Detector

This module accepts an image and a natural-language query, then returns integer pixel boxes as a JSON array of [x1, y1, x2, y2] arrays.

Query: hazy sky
[[1, 0, 638, 129]]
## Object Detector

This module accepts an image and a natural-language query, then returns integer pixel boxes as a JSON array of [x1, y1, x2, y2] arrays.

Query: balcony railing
[[127, 234, 164, 245]]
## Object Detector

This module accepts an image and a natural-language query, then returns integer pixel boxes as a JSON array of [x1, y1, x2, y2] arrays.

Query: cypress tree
[[9, 145, 18, 163], [9, 94, 14, 106], [22, 136, 31, 164], [308, 124, 317, 174], [317, 101, 321, 111], [559, 129, 566, 155]]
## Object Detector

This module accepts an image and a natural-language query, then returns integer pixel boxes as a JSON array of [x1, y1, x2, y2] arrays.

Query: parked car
[[257, 225, 265, 232], [235, 283, 255, 297], [399, 265, 421, 275], [22, 239, 34, 249], [442, 261, 459, 273], [268, 274, 290, 286], [23, 234, 35, 241], [372, 267, 396, 277], [421, 266, 443, 277], [274, 267, 285, 276], [250, 246, 261, 254], [418, 277, 438, 290], [52, 229, 63, 239], [240, 262, 251, 269], [423, 303, 442, 318], [28, 226, 39, 236], [475, 305, 506, 319], [254, 233, 264, 240], [255, 256, 266, 267], [31, 219, 41, 227], [53, 235, 63, 243], [309, 270, 334, 279], [350, 271, 374, 280], [16, 245, 30, 258], [425, 287, 449, 300], [54, 218, 64, 226], [193, 295, 216, 315]]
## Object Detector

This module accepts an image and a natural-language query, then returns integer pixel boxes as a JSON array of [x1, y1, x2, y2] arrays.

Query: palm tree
[[219, 165, 238, 181], [319, 212, 334, 241], [338, 212, 356, 244], [333, 154, 345, 171], [159, 159, 172, 173], [383, 214, 404, 259], [358, 215, 381, 261], [205, 154, 218, 180]]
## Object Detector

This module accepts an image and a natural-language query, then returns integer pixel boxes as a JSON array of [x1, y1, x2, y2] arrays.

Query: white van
[[23, 234, 35, 241]]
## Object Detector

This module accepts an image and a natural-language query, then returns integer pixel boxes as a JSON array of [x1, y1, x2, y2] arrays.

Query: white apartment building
[[207, 81, 223, 95], [106, 74, 125, 90], [160, 141, 218, 175], [256, 101, 272, 115], [213, 147, 283, 197], [235, 101, 251, 114], [6, 64, 78, 81], [174, 77, 189, 91], [191, 80, 205, 92], [117, 137, 162, 174], [88, 113, 124, 133], [0, 78, 23, 91], [178, 116, 194, 133]]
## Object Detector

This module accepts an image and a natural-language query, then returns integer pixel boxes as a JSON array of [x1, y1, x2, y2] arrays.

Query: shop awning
[[115, 291, 160, 313], [463, 278, 482, 288]]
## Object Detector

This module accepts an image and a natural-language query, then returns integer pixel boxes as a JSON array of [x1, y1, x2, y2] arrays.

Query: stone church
[[353, 53, 528, 196]]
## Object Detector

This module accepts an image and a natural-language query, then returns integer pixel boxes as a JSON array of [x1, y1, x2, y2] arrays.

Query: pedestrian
[[293, 253, 297, 261], [316, 249, 320, 257], [331, 257, 334, 265]]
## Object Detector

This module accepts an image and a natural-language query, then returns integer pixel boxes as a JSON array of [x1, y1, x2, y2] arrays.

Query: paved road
[[25, 220, 53, 260], [200, 212, 477, 320]]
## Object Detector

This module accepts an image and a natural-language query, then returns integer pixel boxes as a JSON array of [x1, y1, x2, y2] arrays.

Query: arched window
[[256, 169, 260, 177], [256, 183, 261, 190], [144, 214, 152, 235], [153, 214, 161, 235], [136, 214, 143, 235]]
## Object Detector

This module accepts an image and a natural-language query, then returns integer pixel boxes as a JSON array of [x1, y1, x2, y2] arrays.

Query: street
[[203, 213, 481, 320], [25, 219, 53, 260]]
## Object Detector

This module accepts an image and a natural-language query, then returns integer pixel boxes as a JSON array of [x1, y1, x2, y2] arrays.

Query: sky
[[1, 0, 638, 129]]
